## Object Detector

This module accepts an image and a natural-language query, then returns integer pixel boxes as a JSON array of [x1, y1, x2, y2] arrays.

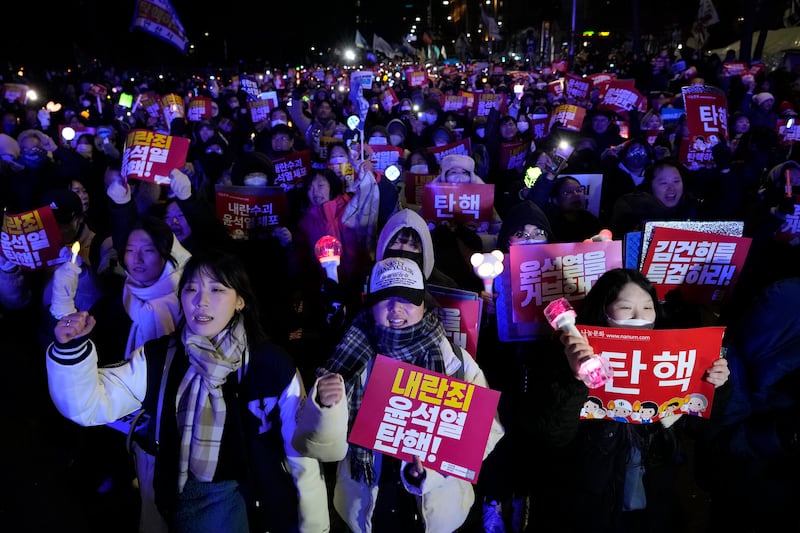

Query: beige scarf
[[175, 317, 246, 492]]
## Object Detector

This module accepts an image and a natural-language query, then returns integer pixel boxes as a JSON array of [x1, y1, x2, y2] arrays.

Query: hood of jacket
[[376, 208, 435, 279]]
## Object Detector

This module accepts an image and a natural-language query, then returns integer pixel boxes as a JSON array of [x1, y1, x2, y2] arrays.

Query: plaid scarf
[[175, 316, 245, 492], [322, 309, 447, 485]]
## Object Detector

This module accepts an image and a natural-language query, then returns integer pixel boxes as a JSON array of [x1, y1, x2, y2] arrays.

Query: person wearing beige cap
[[745, 91, 777, 131], [293, 257, 504, 533]]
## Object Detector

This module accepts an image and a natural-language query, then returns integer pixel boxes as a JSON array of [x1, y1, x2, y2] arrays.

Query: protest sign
[[272, 150, 312, 191], [214, 185, 287, 240], [679, 85, 729, 169], [422, 183, 494, 227], [122, 129, 190, 184], [428, 285, 483, 357], [349, 355, 500, 483], [577, 326, 725, 423], [1, 206, 64, 270]]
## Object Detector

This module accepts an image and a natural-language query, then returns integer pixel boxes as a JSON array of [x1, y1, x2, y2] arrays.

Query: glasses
[[513, 228, 547, 240], [560, 186, 586, 197]]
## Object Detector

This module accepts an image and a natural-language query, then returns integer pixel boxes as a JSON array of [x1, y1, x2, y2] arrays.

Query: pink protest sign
[[122, 129, 190, 184], [272, 150, 312, 191], [577, 326, 725, 423], [1, 206, 64, 270], [473, 92, 506, 118], [679, 85, 728, 169], [509, 240, 623, 324], [161, 93, 186, 125], [564, 73, 592, 102], [422, 183, 495, 226], [428, 285, 483, 357], [214, 185, 287, 240], [597, 81, 647, 116], [441, 94, 470, 113], [641, 227, 751, 306], [348, 355, 500, 483], [529, 115, 551, 140]]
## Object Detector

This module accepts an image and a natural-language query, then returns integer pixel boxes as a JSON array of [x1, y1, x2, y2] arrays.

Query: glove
[[272, 226, 292, 247], [169, 168, 192, 200], [50, 261, 81, 319], [37, 109, 51, 129], [107, 180, 132, 205]]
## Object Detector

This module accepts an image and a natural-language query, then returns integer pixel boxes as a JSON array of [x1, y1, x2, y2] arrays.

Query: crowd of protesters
[[2, 39, 800, 533]]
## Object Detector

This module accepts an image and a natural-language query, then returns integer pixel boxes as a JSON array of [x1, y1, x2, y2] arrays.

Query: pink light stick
[[543, 297, 612, 389]]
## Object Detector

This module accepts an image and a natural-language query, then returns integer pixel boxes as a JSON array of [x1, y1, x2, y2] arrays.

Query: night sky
[[0, 1, 778, 74]]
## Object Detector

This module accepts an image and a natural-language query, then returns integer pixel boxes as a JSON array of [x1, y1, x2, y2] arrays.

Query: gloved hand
[[272, 226, 292, 247], [169, 168, 192, 200], [37, 109, 51, 129], [50, 261, 82, 319], [107, 180, 131, 205]]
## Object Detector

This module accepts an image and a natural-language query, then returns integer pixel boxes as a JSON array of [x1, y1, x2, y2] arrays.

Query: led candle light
[[70, 241, 80, 264], [543, 297, 612, 389], [315, 235, 342, 283], [470, 250, 504, 294]]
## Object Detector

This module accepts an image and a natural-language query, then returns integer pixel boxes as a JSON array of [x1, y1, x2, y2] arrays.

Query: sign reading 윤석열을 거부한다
[[348, 355, 500, 483]]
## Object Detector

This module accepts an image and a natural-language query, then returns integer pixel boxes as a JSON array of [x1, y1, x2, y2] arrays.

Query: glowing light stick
[[543, 297, 612, 389], [70, 241, 80, 264], [470, 250, 504, 294], [315, 235, 342, 283]]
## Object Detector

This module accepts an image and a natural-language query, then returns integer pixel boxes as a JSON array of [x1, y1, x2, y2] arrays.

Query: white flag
[[355, 30, 369, 49], [373, 34, 397, 58], [481, 8, 502, 40]]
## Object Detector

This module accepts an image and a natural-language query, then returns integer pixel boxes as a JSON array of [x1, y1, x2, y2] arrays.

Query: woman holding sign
[[551, 267, 730, 532], [294, 257, 505, 533]]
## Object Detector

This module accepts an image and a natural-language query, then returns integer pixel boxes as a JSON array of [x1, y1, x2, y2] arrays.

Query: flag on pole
[[355, 29, 369, 49], [373, 34, 397, 58], [481, 8, 502, 40], [131, 0, 189, 54]]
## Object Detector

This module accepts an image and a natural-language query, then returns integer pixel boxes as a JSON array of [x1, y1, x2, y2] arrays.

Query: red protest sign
[[381, 87, 399, 112], [403, 171, 438, 205], [429, 285, 483, 357], [348, 355, 500, 483], [472, 92, 506, 118], [122, 129, 190, 185], [564, 73, 591, 102], [775, 202, 800, 242], [722, 62, 748, 77], [641, 227, 751, 306], [428, 138, 472, 165], [214, 184, 288, 240], [679, 85, 729, 169], [499, 141, 528, 172], [529, 114, 551, 140], [272, 150, 312, 191], [369, 144, 404, 173], [422, 183, 495, 228], [549, 104, 586, 132], [161, 94, 186, 125], [577, 326, 725, 423], [597, 81, 647, 116], [248, 99, 273, 124], [2, 83, 29, 104], [508, 240, 623, 324], [441, 94, 470, 113], [187, 96, 213, 122], [1, 206, 64, 270], [548, 79, 564, 100]]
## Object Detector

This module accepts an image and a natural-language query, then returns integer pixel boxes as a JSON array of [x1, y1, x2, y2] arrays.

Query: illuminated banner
[[499, 141, 528, 173], [428, 285, 483, 357], [272, 150, 311, 191], [508, 240, 624, 324], [1, 207, 64, 270], [122, 129, 190, 184], [641, 226, 751, 306], [214, 185, 287, 240], [428, 138, 472, 164], [349, 355, 500, 483], [403, 171, 438, 205], [679, 85, 729, 169], [549, 104, 586, 132], [368, 144, 404, 173], [577, 326, 725, 423], [187, 96, 213, 122], [422, 183, 495, 227]]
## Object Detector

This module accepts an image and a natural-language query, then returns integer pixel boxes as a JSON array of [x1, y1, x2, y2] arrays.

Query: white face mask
[[421, 112, 437, 125], [409, 164, 429, 174], [607, 316, 654, 328], [516, 122, 529, 133], [329, 156, 348, 165], [243, 173, 268, 186], [389, 134, 403, 146], [368, 136, 387, 145], [76, 144, 93, 156], [271, 119, 287, 127]]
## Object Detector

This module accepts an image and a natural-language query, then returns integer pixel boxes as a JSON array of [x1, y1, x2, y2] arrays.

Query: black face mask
[[383, 248, 424, 273]]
